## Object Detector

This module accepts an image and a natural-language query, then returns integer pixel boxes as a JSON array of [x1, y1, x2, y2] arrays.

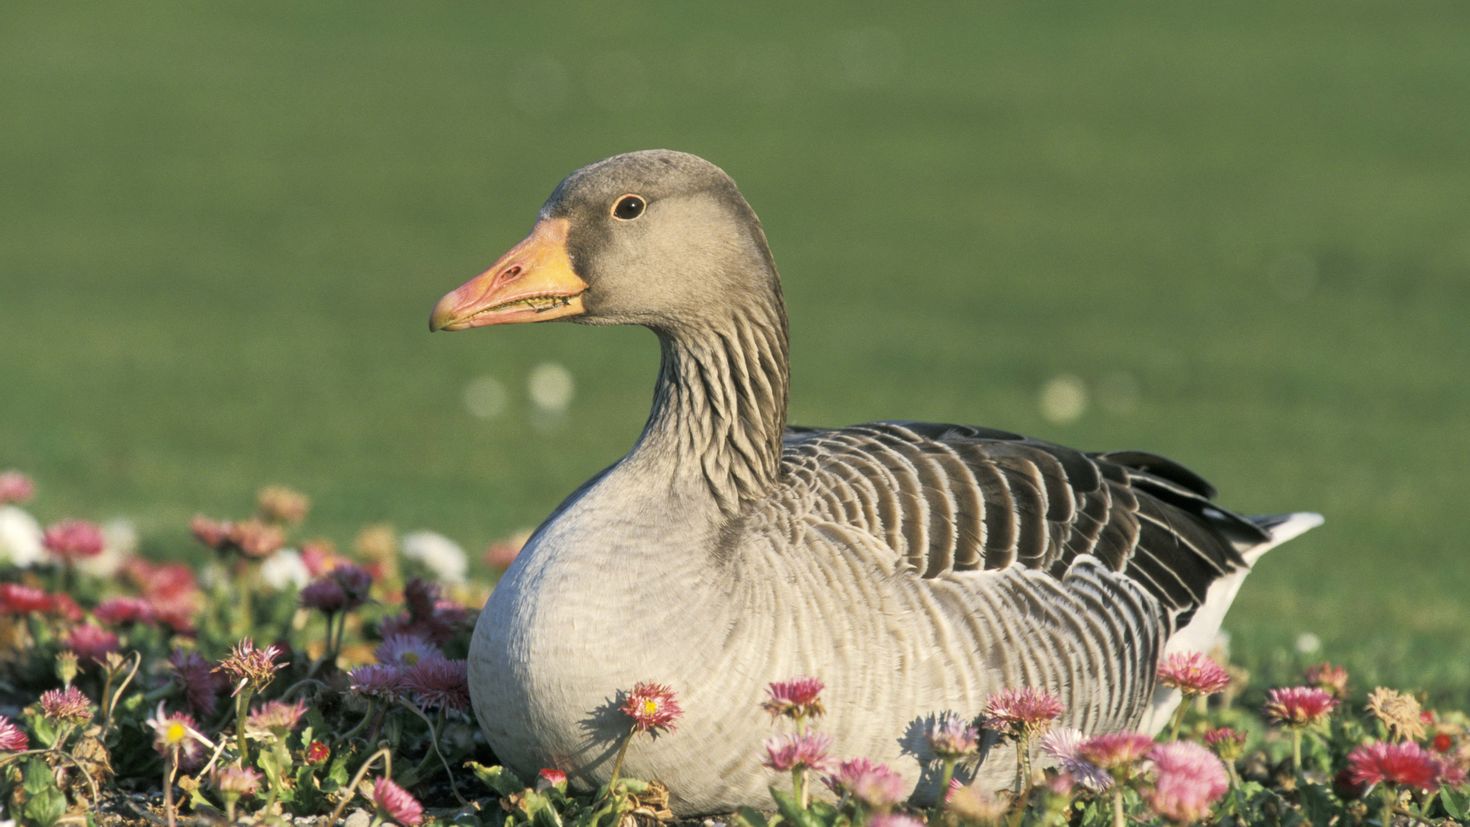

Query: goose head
[[430, 149, 780, 336]]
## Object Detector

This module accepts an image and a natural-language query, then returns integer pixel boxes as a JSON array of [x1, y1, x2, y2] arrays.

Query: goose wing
[[777, 421, 1269, 620]]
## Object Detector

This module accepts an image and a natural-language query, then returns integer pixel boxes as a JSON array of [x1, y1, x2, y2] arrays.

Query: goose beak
[[430, 218, 588, 331]]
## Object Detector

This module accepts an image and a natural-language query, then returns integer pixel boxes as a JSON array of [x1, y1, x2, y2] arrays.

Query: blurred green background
[[2, 4, 1467, 697]]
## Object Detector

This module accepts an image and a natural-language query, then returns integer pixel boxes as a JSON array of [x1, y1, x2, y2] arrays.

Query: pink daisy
[[1348, 741, 1443, 792], [824, 757, 909, 809], [247, 699, 308, 737], [1145, 741, 1229, 824], [0, 714, 29, 752], [227, 519, 285, 559], [1156, 652, 1231, 696], [762, 731, 833, 772], [762, 676, 826, 720], [94, 596, 157, 627], [1303, 662, 1349, 698], [211, 765, 262, 796], [984, 686, 1065, 739], [0, 583, 54, 615], [64, 623, 120, 664], [190, 515, 233, 550], [40, 685, 95, 725], [866, 816, 924, 827], [1263, 686, 1338, 728], [146, 705, 205, 769], [215, 638, 286, 695], [0, 470, 34, 504], [620, 681, 683, 734], [372, 777, 425, 826], [1078, 732, 1156, 775], [42, 519, 105, 560], [1203, 726, 1247, 761]]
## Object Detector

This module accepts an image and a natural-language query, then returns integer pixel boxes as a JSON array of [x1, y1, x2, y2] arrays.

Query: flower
[[306, 740, 331, 764], [378, 578, 471, 643], [42, 519, 105, 560], [866, 816, 925, 827], [403, 656, 471, 711], [824, 757, 909, 809], [127, 559, 201, 632], [1078, 732, 1156, 775], [257, 485, 310, 524], [945, 781, 1010, 823], [298, 577, 347, 613], [0, 471, 35, 505], [299, 540, 346, 576], [0, 504, 46, 567], [211, 765, 262, 796], [402, 530, 469, 584], [259, 548, 311, 591], [170, 649, 228, 717], [376, 634, 441, 668], [190, 515, 233, 550], [246, 699, 308, 737], [215, 638, 286, 695], [0, 714, 29, 752], [1203, 727, 1247, 762], [763, 731, 833, 772], [1365, 687, 1426, 741], [93, 596, 156, 627], [620, 681, 683, 733], [537, 768, 568, 791], [984, 686, 1065, 740], [40, 685, 94, 725], [147, 705, 204, 769], [927, 712, 980, 760], [372, 776, 425, 826], [1145, 741, 1229, 824], [349, 664, 408, 699], [484, 529, 532, 569], [762, 677, 826, 720], [64, 623, 120, 664], [0, 582, 54, 614], [1040, 726, 1111, 791], [1156, 652, 1231, 697], [1433, 732, 1454, 754], [228, 519, 285, 559], [1263, 686, 1338, 728], [1304, 662, 1349, 698], [1348, 741, 1443, 792]]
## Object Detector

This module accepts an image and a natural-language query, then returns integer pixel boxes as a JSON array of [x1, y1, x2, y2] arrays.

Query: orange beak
[[429, 218, 588, 331]]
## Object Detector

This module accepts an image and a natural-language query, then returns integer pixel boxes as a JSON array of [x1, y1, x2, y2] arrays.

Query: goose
[[433, 150, 1321, 815]]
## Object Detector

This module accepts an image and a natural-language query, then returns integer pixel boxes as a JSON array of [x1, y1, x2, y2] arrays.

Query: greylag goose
[[432, 150, 1321, 815]]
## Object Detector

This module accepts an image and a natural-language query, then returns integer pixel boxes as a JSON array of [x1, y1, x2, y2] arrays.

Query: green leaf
[[768, 786, 822, 827], [21, 758, 66, 827], [1442, 787, 1470, 820], [734, 806, 770, 827], [467, 761, 529, 797]]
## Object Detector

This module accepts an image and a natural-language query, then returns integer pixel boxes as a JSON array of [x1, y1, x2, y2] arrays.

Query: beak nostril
[[501, 265, 523, 281]]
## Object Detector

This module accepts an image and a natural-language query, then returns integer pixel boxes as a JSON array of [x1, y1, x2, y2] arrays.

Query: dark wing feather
[[779, 421, 1266, 620]]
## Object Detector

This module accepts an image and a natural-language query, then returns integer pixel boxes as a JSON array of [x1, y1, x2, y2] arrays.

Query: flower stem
[[793, 766, 808, 809], [1014, 735, 1033, 795], [1111, 785, 1126, 827], [234, 687, 254, 765], [1379, 787, 1394, 827], [1167, 695, 1190, 741], [938, 758, 956, 802], [162, 750, 178, 827], [606, 728, 634, 793], [1290, 729, 1303, 775]]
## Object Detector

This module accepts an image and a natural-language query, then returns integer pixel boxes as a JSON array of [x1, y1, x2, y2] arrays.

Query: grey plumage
[[454, 150, 1321, 815]]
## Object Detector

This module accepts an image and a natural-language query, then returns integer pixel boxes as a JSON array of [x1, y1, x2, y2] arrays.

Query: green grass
[[2, 4, 1468, 698]]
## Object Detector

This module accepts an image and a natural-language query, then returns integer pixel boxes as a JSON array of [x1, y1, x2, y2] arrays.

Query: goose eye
[[612, 194, 646, 220]]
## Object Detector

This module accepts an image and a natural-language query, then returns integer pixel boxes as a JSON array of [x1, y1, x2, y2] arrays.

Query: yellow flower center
[[165, 721, 187, 744], [642, 700, 659, 716], [403, 652, 420, 666]]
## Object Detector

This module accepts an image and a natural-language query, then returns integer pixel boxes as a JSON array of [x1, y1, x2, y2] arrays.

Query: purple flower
[[1040, 726, 1111, 791], [349, 664, 407, 700], [403, 657, 471, 712], [170, 648, 228, 717], [299, 577, 347, 613], [214, 638, 286, 695], [376, 633, 440, 668], [928, 712, 980, 760]]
